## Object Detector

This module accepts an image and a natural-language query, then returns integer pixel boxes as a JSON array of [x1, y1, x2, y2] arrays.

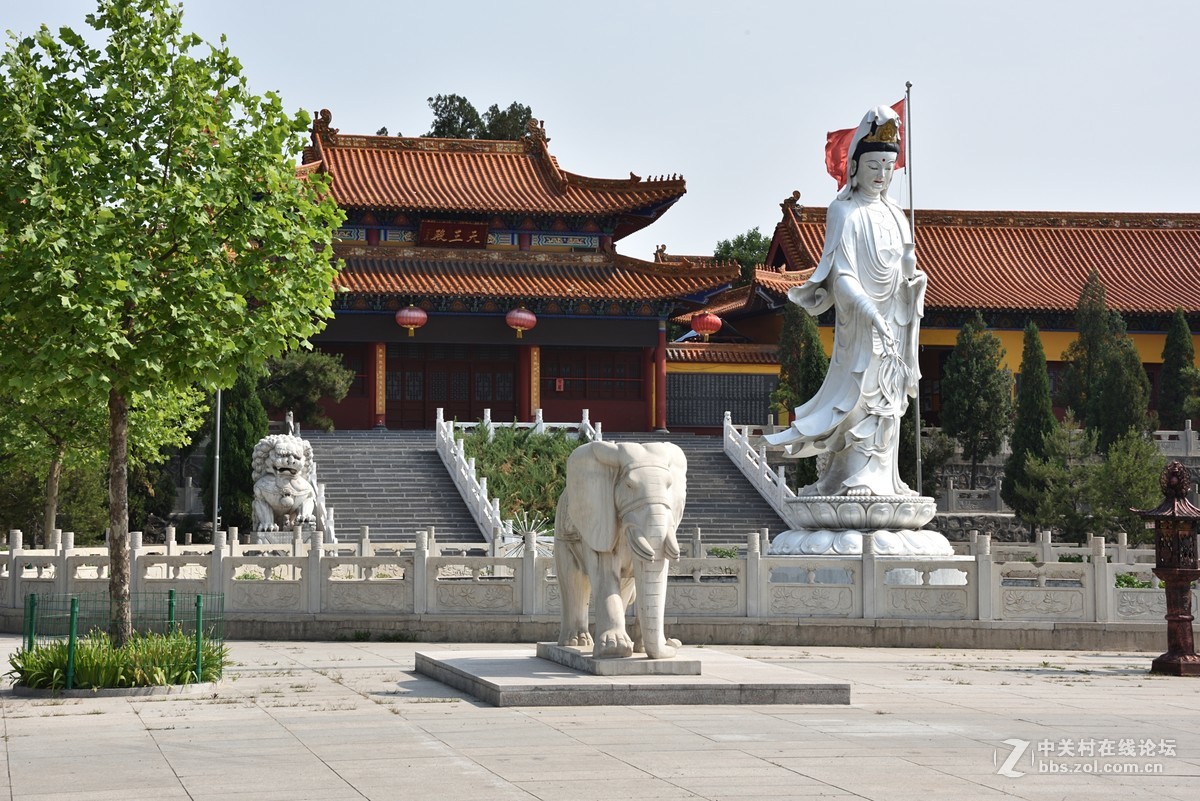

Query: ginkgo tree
[[0, 0, 344, 644]]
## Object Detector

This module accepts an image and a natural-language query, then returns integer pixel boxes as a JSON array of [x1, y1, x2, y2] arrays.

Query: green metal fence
[[19, 591, 225, 690]]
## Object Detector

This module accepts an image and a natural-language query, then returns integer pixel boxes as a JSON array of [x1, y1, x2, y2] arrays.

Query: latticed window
[[541, 347, 643, 401]]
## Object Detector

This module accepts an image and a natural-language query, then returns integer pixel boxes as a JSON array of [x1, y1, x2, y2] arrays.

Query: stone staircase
[[303, 429, 788, 549], [603, 432, 788, 547], [303, 430, 483, 545]]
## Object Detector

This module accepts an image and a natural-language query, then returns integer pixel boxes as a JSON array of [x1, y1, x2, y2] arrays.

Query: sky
[[3, 0, 1198, 259]]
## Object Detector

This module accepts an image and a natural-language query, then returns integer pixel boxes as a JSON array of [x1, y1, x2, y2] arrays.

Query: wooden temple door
[[385, 342, 427, 429], [386, 343, 517, 428]]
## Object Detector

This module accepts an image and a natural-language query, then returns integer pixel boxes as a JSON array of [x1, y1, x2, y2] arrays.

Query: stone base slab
[[536, 642, 702, 675], [414, 647, 850, 707]]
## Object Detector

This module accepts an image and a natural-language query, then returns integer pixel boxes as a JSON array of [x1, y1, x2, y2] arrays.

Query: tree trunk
[[42, 441, 66, 550], [108, 388, 132, 646]]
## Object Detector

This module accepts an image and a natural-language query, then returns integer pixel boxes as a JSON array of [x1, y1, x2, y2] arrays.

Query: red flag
[[825, 99, 906, 189]]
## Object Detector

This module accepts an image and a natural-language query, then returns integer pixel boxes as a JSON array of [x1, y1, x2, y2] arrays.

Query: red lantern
[[506, 306, 537, 339], [690, 312, 722, 342], [394, 305, 428, 337]]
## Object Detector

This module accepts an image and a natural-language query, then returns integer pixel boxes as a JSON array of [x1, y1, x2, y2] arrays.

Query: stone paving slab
[[2, 636, 1200, 800], [416, 646, 850, 706]]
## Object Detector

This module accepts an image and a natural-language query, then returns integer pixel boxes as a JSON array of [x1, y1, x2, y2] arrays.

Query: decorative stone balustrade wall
[[434, 407, 601, 544], [2, 525, 1191, 627]]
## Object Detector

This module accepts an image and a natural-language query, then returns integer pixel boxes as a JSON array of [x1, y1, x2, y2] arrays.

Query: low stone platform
[[414, 646, 850, 706], [536, 642, 702, 675]]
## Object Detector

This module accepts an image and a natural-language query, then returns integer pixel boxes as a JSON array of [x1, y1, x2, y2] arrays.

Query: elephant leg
[[635, 557, 677, 659], [554, 537, 592, 648], [593, 552, 633, 658]]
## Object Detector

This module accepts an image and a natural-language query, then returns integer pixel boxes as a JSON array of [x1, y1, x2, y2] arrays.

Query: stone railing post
[[308, 529, 323, 614], [413, 530, 429, 614], [533, 408, 544, 435], [776, 466, 788, 510], [521, 530, 538, 614], [1187, 419, 1195, 458], [210, 530, 226, 597], [50, 528, 62, 552], [482, 408, 494, 440], [166, 526, 177, 556], [1091, 535, 1110, 622], [227, 526, 239, 557], [976, 534, 993, 621], [746, 529, 762, 618], [359, 526, 371, 557], [861, 533, 878, 619], [1038, 528, 1054, 563], [691, 527, 702, 559], [8, 530, 23, 610], [292, 526, 303, 558], [128, 531, 143, 598], [1116, 530, 1129, 564]]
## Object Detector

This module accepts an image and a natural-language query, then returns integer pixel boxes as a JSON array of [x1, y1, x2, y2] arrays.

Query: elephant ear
[[565, 441, 621, 553]]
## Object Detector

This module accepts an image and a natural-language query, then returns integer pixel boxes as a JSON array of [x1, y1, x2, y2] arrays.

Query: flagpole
[[905, 80, 924, 497]]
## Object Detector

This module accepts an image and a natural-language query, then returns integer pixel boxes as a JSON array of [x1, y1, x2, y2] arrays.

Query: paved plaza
[[1, 635, 1197, 800]]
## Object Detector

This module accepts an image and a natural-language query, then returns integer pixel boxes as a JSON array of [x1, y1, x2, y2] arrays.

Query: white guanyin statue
[[766, 104, 951, 558], [766, 104, 925, 498]]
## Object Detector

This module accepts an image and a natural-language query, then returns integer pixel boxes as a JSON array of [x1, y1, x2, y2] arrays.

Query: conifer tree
[[1058, 270, 1114, 426], [1092, 319, 1150, 452], [1020, 412, 1099, 544], [1158, 307, 1196, 430], [1001, 322, 1056, 532], [940, 312, 1014, 488], [203, 365, 268, 533], [770, 303, 828, 488]]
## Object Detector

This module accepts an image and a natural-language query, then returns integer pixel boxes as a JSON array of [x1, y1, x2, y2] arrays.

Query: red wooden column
[[371, 342, 387, 429], [643, 347, 656, 431], [654, 320, 668, 431], [518, 345, 537, 422]]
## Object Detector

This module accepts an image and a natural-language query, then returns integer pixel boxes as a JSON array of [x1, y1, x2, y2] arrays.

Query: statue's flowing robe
[[766, 194, 926, 495]]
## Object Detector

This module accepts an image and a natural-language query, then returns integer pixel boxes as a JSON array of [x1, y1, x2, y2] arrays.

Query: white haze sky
[[4, 0, 1196, 259]]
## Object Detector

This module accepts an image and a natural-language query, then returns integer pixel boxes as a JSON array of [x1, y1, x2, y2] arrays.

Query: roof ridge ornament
[[524, 118, 550, 145], [313, 108, 339, 143], [781, 190, 802, 210]]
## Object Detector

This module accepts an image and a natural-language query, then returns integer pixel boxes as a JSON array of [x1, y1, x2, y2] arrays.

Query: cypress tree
[[1058, 269, 1112, 427], [771, 303, 828, 488], [1158, 307, 1195, 430], [203, 364, 269, 533], [1093, 319, 1150, 453], [1001, 322, 1056, 532], [940, 311, 1014, 489]]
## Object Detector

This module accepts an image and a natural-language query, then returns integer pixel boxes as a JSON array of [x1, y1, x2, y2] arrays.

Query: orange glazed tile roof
[[667, 343, 779, 364], [773, 204, 1200, 315], [304, 110, 685, 239], [332, 244, 737, 302], [671, 266, 811, 324]]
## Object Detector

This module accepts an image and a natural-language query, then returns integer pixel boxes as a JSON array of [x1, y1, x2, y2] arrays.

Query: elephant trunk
[[633, 556, 675, 658], [627, 504, 679, 659]]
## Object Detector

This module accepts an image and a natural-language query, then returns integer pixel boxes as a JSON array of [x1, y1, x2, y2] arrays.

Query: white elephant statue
[[554, 441, 687, 659]]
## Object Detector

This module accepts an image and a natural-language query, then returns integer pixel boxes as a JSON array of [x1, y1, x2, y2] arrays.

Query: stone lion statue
[[252, 434, 328, 536]]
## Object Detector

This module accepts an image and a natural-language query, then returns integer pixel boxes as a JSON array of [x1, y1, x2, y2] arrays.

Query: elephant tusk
[[630, 534, 655, 562], [664, 532, 680, 561]]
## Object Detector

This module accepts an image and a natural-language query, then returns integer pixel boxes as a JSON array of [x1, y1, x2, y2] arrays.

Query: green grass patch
[[8, 630, 229, 691], [461, 424, 584, 521]]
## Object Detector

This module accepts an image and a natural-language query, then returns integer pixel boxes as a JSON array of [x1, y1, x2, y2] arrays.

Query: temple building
[[672, 193, 1200, 428], [301, 110, 737, 431]]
